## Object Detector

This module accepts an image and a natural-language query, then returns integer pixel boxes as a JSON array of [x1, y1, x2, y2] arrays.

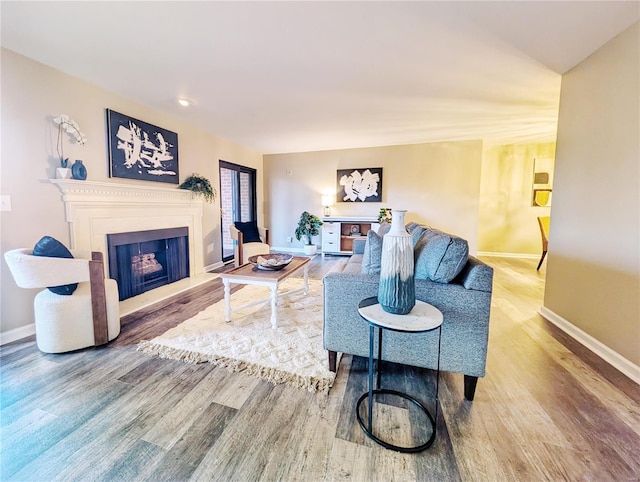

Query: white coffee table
[[220, 256, 310, 329]]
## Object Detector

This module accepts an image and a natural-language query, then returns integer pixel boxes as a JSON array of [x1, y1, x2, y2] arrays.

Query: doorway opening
[[219, 160, 258, 263]]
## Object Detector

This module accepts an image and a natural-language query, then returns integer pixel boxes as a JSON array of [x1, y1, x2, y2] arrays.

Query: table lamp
[[322, 195, 334, 217]]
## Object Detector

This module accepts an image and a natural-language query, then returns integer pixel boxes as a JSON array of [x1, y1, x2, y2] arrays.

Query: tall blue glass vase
[[377, 210, 415, 314]]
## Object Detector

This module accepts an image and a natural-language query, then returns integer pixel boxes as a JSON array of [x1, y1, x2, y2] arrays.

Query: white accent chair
[[4, 249, 120, 353], [229, 224, 270, 267]]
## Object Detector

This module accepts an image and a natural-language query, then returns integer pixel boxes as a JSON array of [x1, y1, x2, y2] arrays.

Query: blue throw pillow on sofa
[[362, 230, 384, 275], [377, 222, 392, 236], [32, 236, 78, 295], [414, 228, 469, 283], [405, 222, 420, 234], [410, 225, 426, 246], [234, 221, 262, 243]]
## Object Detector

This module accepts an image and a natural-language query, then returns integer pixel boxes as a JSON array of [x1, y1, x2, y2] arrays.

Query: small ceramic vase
[[71, 160, 87, 180]]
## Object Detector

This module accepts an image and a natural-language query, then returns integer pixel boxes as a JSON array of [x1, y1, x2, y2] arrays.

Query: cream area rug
[[138, 278, 338, 393]]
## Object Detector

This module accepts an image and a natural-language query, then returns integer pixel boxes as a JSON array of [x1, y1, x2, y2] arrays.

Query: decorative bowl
[[248, 253, 294, 271]]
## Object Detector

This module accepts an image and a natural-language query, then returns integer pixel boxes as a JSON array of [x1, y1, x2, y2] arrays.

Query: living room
[[2, 4, 640, 376], [0, 2, 638, 480]]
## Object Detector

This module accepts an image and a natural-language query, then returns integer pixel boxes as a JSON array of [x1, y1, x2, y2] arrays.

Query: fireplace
[[107, 227, 189, 301], [51, 179, 207, 310]]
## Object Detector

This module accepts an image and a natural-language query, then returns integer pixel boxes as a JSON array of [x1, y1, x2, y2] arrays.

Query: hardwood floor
[[1, 256, 639, 481]]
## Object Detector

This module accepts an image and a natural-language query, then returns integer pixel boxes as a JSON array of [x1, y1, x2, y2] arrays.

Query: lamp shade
[[322, 195, 333, 207]]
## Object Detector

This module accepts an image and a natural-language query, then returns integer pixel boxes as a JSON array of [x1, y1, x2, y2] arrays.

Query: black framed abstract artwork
[[336, 167, 383, 202], [106, 109, 179, 184]]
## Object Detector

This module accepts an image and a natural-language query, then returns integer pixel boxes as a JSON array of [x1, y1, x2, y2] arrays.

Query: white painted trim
[[50, 179, 205, 278], [322, 216, 378, 222], [477, 251, 538, 259], [271, 246, 305, 254], [0, 324, 35, 346], [539, 306, 640, 385], [119, 273, 219, 316], [205, 261, 224, 272], [0, 274, 221, 345]]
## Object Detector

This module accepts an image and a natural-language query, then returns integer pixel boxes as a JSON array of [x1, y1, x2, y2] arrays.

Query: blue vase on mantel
[[377, 209, 416, 315], [71, 160, 87, 180]]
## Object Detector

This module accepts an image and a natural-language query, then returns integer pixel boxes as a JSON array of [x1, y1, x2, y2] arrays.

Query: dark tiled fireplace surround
[[107, 227, 189, 301]]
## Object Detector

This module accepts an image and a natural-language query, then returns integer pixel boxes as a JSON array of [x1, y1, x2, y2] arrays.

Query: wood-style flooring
[[1, 256, 639, 481]]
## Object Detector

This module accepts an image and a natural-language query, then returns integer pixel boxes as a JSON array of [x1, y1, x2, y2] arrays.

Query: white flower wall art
[[107, 109, 179, 184], [337, 168, 383, 202]]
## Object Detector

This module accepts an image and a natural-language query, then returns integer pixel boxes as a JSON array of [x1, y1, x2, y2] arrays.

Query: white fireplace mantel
[[51, 179, 204, 277]]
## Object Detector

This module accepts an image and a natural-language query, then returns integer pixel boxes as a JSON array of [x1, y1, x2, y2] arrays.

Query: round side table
[[356, 297, 443, 453]]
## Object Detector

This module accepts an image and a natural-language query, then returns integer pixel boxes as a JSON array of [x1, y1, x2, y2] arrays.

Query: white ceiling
[[2, 1, 638, 154]]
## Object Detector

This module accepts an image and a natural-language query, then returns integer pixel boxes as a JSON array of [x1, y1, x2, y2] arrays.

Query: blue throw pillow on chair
[[32, 236, 78, 295], [234, 221, 262, 243]]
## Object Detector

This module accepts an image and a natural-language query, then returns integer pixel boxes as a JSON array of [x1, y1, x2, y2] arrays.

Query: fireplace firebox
[[107, 227, 189, 301]]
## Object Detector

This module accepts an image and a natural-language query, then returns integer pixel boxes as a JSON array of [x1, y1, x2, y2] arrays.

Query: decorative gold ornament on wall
[[532, 157, 554, 207]]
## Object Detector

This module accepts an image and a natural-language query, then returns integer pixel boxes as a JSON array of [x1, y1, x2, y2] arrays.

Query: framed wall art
[[336, 167, 383, 202], [106, 109, 179, 184]]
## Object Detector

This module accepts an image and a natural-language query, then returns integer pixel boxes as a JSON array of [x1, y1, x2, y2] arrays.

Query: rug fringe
[[137, 341, 336, 394]]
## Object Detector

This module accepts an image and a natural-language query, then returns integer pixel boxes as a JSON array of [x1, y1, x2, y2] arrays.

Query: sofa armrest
[[457, 256, 493, 292], [323, 267, 493, 378]]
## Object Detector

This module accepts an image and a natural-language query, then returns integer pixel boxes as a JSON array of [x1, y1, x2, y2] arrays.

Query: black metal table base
[[356, 388, 436, 453], [355, 307, 442, 454]]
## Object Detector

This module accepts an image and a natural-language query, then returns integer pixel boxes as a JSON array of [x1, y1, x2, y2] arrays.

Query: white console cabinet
[[321, 217, 379, 255]]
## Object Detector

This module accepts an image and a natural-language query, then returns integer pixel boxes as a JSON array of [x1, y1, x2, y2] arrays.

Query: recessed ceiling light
[[177, 98, 192, 107]]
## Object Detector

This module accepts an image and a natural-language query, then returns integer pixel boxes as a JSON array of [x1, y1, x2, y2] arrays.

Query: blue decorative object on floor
[[378, 209, 415, 314], [71, 159, 87, 180]]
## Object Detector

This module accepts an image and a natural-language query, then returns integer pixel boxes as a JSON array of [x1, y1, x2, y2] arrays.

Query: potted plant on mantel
[[295, 211, 323, 255], [179, 174, 216, 203]]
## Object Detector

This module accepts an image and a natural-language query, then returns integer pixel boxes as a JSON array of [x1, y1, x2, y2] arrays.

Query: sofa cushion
[[234, 221, 262, 243], [343, 254, 364, 274], [414, 228, 469, 283], [32, 236, 78, 295], [361, 230, 384, 275]]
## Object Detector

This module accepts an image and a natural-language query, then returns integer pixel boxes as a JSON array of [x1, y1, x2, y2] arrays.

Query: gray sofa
[[323, 223, 493, 400]]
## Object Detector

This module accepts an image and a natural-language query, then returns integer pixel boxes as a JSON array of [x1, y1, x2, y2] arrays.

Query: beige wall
[[544, 23, 639, 366], [478, 142, 556, 255], [0, 48, 262, 335], [264, 140, 483, 253]]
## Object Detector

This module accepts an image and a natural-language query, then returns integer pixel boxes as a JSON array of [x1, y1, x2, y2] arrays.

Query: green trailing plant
[[378, 208, 392, 224], [295, 211, 323, 245], [179, 174, 216, 203]]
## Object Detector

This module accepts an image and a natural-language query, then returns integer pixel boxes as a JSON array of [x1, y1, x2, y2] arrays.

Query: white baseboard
[[1, 272, 220, 346], [539, 306, 640, 385], [271, 246, 305, 254], [204, 261, 224, 272], [476, 251, 538, 259], [0, 323, 35, 346], [120, 272, 219, 316]]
